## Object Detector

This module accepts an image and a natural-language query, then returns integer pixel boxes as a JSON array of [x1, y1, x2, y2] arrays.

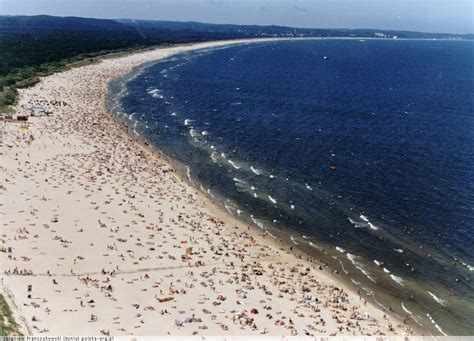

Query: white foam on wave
[[171, 112, 177, 116], [224, 203, 234, 216], [185, 166, 192, 182], [401, 302, 413, 315], [360, 214, 379, 231], [147, 88, 164, 99], [426, 313, 448, 336], [147, 88, 160, 95], [461, 261, 474, 271], [374, 298, 389, 311], [268, 195, 277, 204], [290, 236, 299, 245], [351, 278, 361, 286], [233, 178, 252, 194], [338, 260, 349, 274], [305, 183, 313, 191], [210, 152, 218, 163], [128, 112, 137, 120], [228, 160, 240, 170], [395, 248, 404, 253], [390, 274, 405, 286], [206, 188, 216, 199], [351, 278, 360, 285], [348, 253, 376, 283], [348, 217, 365, 228], [383, 267, 390, 273], [189, 129, 199, 137], [336, 246, 346, 253], [250, 215, 266, 230], [373, 259, 382, 266], [308, 241, 322, 250], [346, 253, 357, 264], [359, 269, 376, 283], [367, 222, 379, 231], [201, 131, 208, 136], [266, 231, 276, 239], [250, 166, 262, 175], [428, 291, 448, 307], [184, 119, 193, 126]]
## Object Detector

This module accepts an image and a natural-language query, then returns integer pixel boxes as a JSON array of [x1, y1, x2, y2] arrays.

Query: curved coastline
[[106, 39, 429, 334], [2, 38, 424, 335], [108, 39, 449, 335]]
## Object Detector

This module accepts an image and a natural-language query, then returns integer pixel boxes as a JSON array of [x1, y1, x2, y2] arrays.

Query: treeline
[[0, 16, 244, 112]]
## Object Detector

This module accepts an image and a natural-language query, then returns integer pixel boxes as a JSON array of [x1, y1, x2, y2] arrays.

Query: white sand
[[0, 39, 419, 336]]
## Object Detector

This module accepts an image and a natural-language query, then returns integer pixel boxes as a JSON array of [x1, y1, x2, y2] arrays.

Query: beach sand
[[1, 39, 419, 336]]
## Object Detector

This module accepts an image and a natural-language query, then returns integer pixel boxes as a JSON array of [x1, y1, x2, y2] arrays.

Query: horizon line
[[1, 13, 473, 36]]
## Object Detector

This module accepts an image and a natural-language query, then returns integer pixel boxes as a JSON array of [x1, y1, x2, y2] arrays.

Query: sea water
[[109, 39, 474, 335]]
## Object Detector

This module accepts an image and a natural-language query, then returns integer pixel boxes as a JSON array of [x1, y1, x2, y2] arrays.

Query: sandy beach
[[1, 39, 419, 336]]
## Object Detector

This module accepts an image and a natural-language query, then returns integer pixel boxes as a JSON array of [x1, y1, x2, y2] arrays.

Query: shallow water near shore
[[108, 39, 474, 335]]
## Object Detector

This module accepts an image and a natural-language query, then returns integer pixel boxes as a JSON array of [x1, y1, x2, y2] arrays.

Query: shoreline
[[1, 38, 422, 335]]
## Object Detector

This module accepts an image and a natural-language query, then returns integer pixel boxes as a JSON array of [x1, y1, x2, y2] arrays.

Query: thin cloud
[[293, 4, 309, 12]]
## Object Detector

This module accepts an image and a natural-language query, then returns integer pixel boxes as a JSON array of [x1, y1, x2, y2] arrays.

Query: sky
[[1, 0, 473, 34]]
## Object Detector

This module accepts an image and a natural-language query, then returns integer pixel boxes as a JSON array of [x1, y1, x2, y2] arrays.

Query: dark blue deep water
[[110, 39, 474, 335]]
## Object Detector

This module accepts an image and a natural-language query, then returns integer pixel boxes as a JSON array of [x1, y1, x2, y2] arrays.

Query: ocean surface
[[108, 39, 474, 335]]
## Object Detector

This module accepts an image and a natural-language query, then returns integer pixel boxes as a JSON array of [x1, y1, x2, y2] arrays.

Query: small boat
[[323, 56, 328, 60], [330, 165, 337, 171]]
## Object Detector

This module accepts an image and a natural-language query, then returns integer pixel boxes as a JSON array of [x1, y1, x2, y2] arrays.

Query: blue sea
[[108, 39, 474, 335]]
